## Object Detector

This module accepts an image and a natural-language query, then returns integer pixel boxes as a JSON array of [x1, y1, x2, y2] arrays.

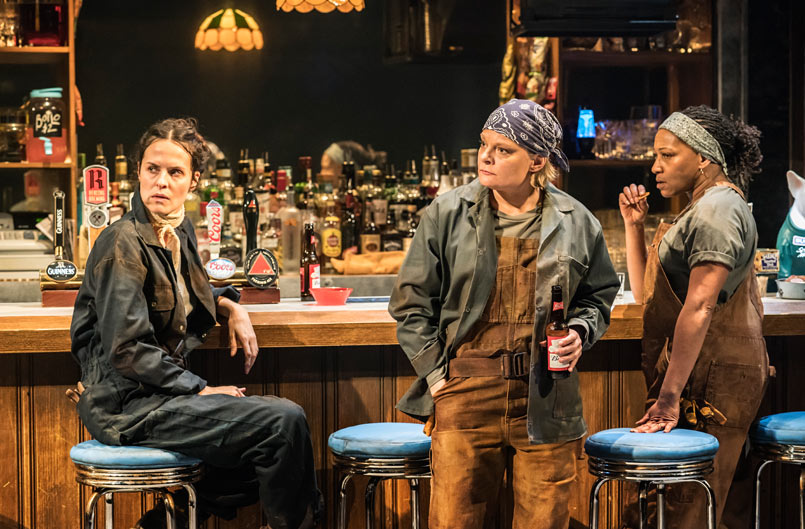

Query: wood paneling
[[0, 337, 801, 528]]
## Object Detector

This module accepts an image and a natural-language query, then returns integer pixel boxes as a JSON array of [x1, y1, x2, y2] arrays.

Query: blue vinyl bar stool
[[584, 428, 719, 529], [70, 440, 204, 529], [750, 412, 805, 529], [328, 423, 431, 529]]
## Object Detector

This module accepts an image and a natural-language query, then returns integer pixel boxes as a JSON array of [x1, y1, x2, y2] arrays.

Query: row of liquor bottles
[[85, 143, 479, 275]]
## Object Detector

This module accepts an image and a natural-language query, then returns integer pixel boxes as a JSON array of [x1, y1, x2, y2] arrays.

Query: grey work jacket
[[389, 180, 619, 444], [70, 189, 239, 445]]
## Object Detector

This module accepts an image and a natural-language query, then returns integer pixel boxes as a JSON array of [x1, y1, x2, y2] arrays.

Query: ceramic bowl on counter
[[776, 279, 805, 299], [310, 287, 353, 305]]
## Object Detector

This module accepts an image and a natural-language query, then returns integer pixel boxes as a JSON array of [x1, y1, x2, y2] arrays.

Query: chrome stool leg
[[163, 491, 177, 529], [753, 459, 773, 529], [692, 479, 717, 529], [84, 490, 104, 529], [103, 492, 113, 529], [182, 483, 199, 529], [409, 478, 421, 529], [800, 464, 804, 529], [655, 483, 666, 529], [337, 472, 354, 529], [588, 477, 609, 529], [638, 480, 650, 529], [365, 476, 381, 529]]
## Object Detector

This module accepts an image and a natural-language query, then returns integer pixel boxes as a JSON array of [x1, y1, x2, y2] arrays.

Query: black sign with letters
[[34, 109, 63, 138]]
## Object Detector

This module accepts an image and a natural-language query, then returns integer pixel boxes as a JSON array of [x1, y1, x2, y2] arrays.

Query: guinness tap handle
[[53, 190, 65, 261], [243, 188, 259, 254]]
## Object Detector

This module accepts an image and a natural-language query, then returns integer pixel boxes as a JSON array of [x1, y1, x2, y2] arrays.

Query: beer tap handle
[[243, 189, 259, 254], [53, 190, 65, 261]]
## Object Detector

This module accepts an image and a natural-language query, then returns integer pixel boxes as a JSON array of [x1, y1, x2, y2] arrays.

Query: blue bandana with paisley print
[[482, 99, 570, 172]]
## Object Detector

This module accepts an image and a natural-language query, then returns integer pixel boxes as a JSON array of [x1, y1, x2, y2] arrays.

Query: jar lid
[[30, 87, 63, 99]]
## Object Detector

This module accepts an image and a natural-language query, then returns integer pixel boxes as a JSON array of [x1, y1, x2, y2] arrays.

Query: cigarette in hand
[[636, 192, 650, 200]]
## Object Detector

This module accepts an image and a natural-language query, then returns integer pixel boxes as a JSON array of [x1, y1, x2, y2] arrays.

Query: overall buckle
[[501, 351, 529, 379]]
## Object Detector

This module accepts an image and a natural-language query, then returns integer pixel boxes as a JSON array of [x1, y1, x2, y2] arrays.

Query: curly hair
[[134, 117, 211, 176], [680, 105, 763, 193]]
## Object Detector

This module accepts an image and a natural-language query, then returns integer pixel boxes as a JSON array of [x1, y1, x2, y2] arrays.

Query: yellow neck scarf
[[145, 205, 185, 273]]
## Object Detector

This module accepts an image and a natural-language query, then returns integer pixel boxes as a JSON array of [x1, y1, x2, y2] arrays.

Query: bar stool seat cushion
[[750, 412, 805, 445], [70, 440, 202, 469], [584, 428, 719, 462], [328, 422, 431, 458]]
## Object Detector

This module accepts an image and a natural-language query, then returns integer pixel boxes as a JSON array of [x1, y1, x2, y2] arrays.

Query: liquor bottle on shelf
[[371, 167, 387, 226], [216, 157, 234, 206], [426, 145, 440, 199], [279, 190, 301, 274], [115, 144, 134, 211], [341, 205, 359, 257], [402, 210, 418, 252], [421, 146, 432, 194], [381, 210, 402, 252], [229, 186, 245, 251], [321, 201, 342, 273], [360, 216, 381, 253], [276, 169, 289, 210], [108, 182, 125, 223], [461, 148, 478, 186], [94, 143, 107, 167], [219, 224, 243, 268], [546, 285, 570, 379], [204, 168, 222, 205], [262, 214, 282, 265], [300, 222, 320, 301], [237, 148, 251, 189], [436, 154, 456, 197]]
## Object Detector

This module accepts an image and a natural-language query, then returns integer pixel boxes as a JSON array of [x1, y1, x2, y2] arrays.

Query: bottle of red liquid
[[300, 222, 320, 301], [546, 285, 570, 379]]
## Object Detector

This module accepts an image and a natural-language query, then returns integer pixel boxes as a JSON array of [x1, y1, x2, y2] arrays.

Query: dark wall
[[75, 1, 501, 173], [747, 0, 796, 247]]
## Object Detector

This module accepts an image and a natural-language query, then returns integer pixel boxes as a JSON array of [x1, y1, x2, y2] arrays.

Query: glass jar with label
[[25, 88, 67, 163]]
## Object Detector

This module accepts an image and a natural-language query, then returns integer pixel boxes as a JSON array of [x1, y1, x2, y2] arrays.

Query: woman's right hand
[[619, 184, 649, 226], [198, 385, 246, 397]]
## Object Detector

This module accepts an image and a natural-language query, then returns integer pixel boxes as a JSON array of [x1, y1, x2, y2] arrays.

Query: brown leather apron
[[636, 181, 769, 528], [429, 236, 579, 529]]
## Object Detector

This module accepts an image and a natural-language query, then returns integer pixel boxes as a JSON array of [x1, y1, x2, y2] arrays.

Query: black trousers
[[136, 394, 321, 529]]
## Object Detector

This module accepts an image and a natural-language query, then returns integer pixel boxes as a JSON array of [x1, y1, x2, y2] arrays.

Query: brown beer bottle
[[300, 222, 320, 302], [546, 285, 570, 379]]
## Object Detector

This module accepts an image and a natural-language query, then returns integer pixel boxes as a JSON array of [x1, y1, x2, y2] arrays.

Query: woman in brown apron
[[619, 105, 767, 528]]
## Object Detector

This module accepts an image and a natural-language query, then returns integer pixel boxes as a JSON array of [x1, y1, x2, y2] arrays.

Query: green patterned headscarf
[[659, 112, 728, 176]]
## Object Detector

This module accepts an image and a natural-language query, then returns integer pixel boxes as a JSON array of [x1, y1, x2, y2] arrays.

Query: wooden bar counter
[[0, 296, 803, 528]]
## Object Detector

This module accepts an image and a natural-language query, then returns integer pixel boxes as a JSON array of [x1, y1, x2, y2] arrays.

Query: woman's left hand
[[632, 397, 680, 433], [541, 329, 584, 372], [217, 298, 259, 374]]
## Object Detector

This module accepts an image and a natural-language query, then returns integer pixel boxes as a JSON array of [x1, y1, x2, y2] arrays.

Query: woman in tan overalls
[[390, 100, 620, 529], [619, 105, 768, 528]]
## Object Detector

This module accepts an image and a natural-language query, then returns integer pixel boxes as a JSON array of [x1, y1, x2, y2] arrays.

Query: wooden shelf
[[0, 162, 72, 170], [560, 50, 711, 68], [569, 159, 654, 168], [0, 46, 70, 64]]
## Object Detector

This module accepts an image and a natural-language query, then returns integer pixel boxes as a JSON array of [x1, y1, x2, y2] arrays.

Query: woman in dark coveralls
[[390, 100, 620, 529], [70, 118, 321, 529], [619, 106, 768, 528]]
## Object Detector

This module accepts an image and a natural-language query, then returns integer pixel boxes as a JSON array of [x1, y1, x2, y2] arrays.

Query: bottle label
[[552, 301, 564, 312], [264, 236, 279, 249], [310, 264, 320, 288], [361, 234, 381, 253], [372, 199, 388, 225], [322, 227, 342, 257], [34, 109, 63, 138], [382, 238, 403, 252], [547, 335, 570, 371]]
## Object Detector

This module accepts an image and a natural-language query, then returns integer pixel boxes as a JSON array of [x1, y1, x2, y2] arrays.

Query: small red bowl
[[310, 287, 353, 305]]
